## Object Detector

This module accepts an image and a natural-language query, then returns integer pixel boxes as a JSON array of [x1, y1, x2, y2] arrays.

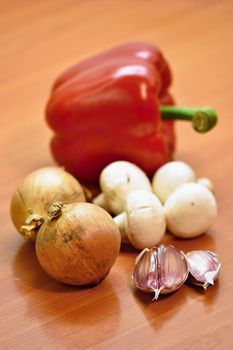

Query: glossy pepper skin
[[46, 42, 175, 182]]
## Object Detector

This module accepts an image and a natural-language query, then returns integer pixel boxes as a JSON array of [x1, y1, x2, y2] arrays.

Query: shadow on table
[[131, 276, 220, 331], [12, 242, 68, 292], [130, 282, 189, 331], [12, 242, 120, 329], [186, 278, 220, 311]]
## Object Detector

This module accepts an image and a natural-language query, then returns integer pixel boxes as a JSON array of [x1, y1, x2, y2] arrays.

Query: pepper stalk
[[160, 106, 218, 133]]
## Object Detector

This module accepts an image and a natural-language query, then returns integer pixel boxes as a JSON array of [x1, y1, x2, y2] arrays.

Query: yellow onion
[[10, 167, 85, 242], [36, 202, 121, 285]]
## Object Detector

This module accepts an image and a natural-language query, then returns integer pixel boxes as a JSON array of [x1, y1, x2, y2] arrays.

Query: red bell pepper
[[46, 42, 217, 182]]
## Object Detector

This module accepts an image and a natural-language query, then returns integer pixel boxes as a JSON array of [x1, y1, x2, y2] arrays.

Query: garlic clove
[[133, 244, 189, 300], [135, 248, 149, 266], [185, 250, 221, 289], [133, 247, 160, 299], [159, 245, 189, 295]]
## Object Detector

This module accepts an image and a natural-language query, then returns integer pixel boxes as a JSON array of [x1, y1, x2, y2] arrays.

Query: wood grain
[[1, 1, 233, 349]]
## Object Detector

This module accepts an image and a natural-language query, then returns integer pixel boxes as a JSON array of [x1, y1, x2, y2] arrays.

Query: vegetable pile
[[10, 41, 221, 299], [10, 159, 220, 295]]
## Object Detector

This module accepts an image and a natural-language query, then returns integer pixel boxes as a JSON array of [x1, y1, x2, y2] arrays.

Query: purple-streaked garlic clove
[[185, 250, 221, 289], [133, 244, 189, 301]]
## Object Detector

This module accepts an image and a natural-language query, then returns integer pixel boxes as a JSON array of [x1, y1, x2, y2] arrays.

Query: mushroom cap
[[152, 161, 196, 203], [99, 161, 151, 214], [164, 183, 217, 238], [125, 190, 166, 249]]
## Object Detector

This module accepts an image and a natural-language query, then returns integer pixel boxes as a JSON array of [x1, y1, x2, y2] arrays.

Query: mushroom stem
[[92, 193, 111, 212], [113, 212, 129, 243]]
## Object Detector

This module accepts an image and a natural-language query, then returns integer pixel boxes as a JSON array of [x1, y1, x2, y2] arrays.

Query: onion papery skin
[[36, 202, 121, 286], [10, 167, 86, 241]]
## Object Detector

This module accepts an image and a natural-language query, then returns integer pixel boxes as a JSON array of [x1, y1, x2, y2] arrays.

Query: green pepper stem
[[160, 106, 218, 133]]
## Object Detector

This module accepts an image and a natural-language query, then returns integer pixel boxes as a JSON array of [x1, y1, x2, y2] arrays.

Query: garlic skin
[[133, 245, 189, 300], [186, 250, 221, 289]]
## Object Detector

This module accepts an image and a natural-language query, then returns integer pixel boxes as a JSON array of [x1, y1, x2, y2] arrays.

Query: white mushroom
[[93, 161, 152, 215], [152, 161, 196, 203], [113, 190, 166, 249], [164, 183, 217, 238], [197, 177, 214, 193]]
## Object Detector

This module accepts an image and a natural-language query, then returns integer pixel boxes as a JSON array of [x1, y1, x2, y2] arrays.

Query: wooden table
[[1, 1, 233, 349]]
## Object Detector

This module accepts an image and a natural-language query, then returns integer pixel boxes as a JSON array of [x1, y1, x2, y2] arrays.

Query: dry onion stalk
[[10, 166, 86, 242], [36, 202, 121, 285]]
